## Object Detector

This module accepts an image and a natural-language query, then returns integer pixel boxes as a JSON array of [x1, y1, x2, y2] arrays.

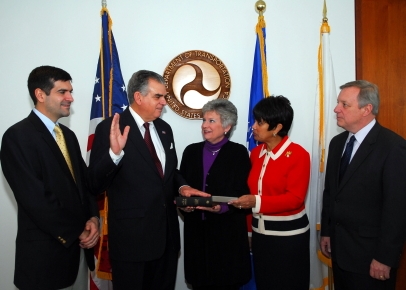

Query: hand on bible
[[179, 185, 210, 198]]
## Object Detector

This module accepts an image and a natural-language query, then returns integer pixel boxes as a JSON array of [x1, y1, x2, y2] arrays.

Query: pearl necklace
[[210, 148, 221, 155]]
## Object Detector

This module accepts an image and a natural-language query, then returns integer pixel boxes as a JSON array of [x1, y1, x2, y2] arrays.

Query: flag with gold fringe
[[88, 6, 128, 290], [308, 1, 340, 288], [242, 7, 270, 290], [246, 14, 269, 152]]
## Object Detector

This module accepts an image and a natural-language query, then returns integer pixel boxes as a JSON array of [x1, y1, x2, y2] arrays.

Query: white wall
[[0, 1, 355, 289]]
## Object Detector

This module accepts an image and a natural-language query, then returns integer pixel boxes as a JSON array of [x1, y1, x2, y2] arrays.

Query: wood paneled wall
[[355, 0, 406, 289], [356, 0, 406, 136]]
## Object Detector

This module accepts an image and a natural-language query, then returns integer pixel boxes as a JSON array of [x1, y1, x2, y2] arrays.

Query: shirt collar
[[129, 106, 155, 131], [32, 108, 58, 136], [351, 118, 376, 144], [259, 136, 292, 159]]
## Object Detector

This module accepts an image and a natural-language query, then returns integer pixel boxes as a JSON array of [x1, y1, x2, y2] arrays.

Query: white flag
[[307, 17, 342, 288]]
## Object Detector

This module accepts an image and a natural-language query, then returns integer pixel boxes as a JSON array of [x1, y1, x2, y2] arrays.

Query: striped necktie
[[54, 125, 75, 181]]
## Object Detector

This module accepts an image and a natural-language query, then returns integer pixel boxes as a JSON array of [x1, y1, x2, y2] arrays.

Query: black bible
[[175, 196, 213, 207]]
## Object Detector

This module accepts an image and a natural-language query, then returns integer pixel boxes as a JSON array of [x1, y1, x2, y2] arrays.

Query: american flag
[[88, 7, 128, 290]]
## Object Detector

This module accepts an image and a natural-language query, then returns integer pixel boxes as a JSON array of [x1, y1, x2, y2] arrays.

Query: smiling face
[[334, 86, 372, 133], [35, 80, 73, 123], [202, 111, 231, 144]]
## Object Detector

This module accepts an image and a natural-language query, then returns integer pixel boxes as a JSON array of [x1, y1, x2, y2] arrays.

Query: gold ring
[[379, 275, 384, 279], [239, 206, 242, 209]]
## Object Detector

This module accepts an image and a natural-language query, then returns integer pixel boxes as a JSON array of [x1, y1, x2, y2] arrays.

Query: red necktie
[[143, 123, 164, 179]]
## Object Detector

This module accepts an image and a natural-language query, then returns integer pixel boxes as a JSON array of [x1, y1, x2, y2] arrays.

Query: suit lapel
[[338, 123, 381, 191], [154, 120, 171, 181], [28, 112, 76, 185], [61, 124, 85, 198], [330, 133, 348, 190]]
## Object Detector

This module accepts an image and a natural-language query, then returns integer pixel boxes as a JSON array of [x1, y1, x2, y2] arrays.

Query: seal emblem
[[163, 50, 231, 119]]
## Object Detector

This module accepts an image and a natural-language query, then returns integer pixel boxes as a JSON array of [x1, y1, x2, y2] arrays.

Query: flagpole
[[322, 0, 327, 22], [255, 0, 266, 16], [254, 0, 270, 98]]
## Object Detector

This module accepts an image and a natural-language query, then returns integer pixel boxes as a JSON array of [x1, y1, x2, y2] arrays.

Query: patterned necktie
[[54, 125, 75, 181], [339, 135, 356, 182], [143, 123, 164, 179]]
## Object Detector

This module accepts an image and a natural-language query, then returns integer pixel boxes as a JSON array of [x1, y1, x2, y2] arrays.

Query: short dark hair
[[127, 70, 165, 104], [253, 95, 293, 137], [27, 66, 72, 105]]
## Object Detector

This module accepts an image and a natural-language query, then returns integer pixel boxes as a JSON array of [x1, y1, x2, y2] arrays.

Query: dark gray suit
[[89, 108, 186, 288], [321, 122, 406, 276], [1, 112, 98, 290]]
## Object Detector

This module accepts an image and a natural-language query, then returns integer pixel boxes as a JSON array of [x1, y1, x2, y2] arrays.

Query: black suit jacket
[[0, 112, 98, 290], [89, 108, 186, 262], [321, 122, 406, 274], [179, 141, 251, 286]]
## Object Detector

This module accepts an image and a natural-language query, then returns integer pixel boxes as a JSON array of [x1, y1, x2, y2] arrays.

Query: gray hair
[[202, 99, 238, 137], [127, 70, 165, 104], [340, 80, 380, 115]]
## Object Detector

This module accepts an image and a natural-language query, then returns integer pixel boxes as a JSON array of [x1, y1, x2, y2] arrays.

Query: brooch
[[285, 151, 292, 158]]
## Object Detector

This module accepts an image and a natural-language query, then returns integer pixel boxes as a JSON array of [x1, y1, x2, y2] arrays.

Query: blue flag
[[88, 7, 128, 290], [242, 15, 269, 290], [246, 16, 269, 152]]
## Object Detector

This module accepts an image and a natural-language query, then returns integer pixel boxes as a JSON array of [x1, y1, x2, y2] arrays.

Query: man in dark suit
[[89, 70, 208, 290], [320, 80, 406, 289], [0, 66, 100, 290]]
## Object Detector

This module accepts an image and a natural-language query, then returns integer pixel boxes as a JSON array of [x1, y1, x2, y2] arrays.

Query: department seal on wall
[[163, 50, 231, 119]]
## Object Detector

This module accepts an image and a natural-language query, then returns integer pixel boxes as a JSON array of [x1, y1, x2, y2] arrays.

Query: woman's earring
[[224, 131, 227, 135], [273, 133, 276, 137]]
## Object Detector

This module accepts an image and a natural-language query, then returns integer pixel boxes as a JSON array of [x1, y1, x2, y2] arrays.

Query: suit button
[[163, 203, 166, 207], [336, 222, 340, 226]]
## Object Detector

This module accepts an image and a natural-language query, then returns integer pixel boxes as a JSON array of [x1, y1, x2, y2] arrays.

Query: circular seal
[[163, 50, 231, 119]]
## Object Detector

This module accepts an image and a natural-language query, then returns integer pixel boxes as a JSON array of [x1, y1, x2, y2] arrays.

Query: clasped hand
[[79, 217, 100, 249]]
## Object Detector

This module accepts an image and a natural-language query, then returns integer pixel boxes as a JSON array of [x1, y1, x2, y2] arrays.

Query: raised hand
[[110, 113, 130, 155]]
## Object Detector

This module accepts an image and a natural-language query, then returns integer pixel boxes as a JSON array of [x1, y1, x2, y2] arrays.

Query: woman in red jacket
[[231, 96, 311, 290]]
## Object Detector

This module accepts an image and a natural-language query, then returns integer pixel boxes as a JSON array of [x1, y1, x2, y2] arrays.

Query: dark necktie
[[143, 123, 164, 179], [339, 135, 356, 182]]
